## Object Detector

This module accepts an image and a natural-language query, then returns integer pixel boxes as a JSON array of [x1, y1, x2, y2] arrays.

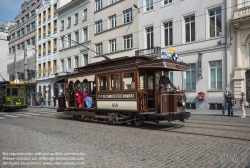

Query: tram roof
[[56, 56, 186, 82]]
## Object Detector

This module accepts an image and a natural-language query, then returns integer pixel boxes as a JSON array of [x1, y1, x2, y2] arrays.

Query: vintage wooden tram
[[0, 81, 28, 111], [57, 56, 191, 125]]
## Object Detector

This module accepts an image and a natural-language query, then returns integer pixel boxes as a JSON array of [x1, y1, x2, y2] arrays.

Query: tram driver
[[159, 71, 177, 91]]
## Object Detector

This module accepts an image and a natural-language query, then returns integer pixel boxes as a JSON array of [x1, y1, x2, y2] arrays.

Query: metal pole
[[24, 49, 27, 80], [14, 52, 17, 79]]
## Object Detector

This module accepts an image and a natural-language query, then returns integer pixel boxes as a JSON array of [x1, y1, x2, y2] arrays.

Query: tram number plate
[[112, 103, 118, 108], [16, 102, 21, 105]]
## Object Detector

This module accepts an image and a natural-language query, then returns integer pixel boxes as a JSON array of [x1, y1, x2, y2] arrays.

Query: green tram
[[0, 81, 28, 111]]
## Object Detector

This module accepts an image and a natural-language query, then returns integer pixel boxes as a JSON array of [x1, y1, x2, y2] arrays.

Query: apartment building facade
[[7, 0, 42, 105], [91, 0, 139, 63], [36, 0, 71, 106], [57, 0, 91, 93], [137, 0, 233, 110], [0, 22, 15, 80], [231, 0, 250, 104]]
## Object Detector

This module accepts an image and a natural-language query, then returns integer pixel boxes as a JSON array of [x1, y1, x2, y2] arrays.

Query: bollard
[[222, 106, 225, 115]]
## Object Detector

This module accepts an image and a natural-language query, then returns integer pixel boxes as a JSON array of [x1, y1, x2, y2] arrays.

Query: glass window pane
[[191, 64, 196, 69], [191, 22, 195, 41], [210, 68, 216, 88], [123, 72, 135, 90], [217, 67, 222, 89], [191, 70, 196, 90], [139, 72, 145, 89], [98, 76, 107, 91], [148, 75, 153, 90], [186, 71, 190, 89], [185, 24, 190, 42], [165, 28, 169, 46], [169, 27, 173, 45], [216, 14, 222, 36], [110, 74, 120, 90]]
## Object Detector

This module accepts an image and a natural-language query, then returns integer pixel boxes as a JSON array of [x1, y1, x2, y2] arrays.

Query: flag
[[7, 53, 14, 59], [172, 53, 178, 61]]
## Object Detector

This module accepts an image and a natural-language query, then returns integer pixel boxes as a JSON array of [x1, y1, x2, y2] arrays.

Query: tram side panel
[[96, 92, 138, 112]]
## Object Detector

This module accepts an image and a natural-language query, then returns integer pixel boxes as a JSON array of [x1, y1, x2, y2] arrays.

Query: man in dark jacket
[[159, 71, 177, 91], [224, 90, 235, 116]]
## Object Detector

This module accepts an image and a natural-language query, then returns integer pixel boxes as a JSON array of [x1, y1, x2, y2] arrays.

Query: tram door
[[147, 70, 161, 109]]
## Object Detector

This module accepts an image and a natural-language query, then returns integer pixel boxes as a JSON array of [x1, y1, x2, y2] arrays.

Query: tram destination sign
[[97, 93, 137, 100]]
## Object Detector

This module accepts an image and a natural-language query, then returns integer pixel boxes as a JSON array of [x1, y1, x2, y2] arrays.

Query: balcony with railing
[[135, 46, 161, 57], [233, 2, 250, 20]]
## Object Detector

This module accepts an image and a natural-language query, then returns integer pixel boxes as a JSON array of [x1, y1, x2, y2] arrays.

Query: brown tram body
[[57, 56, 191, 125]]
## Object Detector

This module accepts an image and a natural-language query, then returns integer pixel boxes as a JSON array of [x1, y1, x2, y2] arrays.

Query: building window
[[21, 28, 25, 36], [21, 17, 24, 23], [26, 14, 29, 20], [21, 42, 25, 50], [83, 9, 87, 20], [75, 31, 79, 44], [67, 58, 71, 69], [146, 0, 153, 11], [27, 39, 30, 45], [17, 31, 20, 38], [164, 0, 172, 5], [9, 48, 11, 54], [17, 44, 20, 50], [68, 34, 71, 47], [12, 33, 15, 40], [96, 0, 102, 11], [96, 43, 103, 55], [32, 37, 35, 45], [209, 103, 222, 110], [12, 47, 15, 53], [83, 28, 88, 42], [185, 15, 195, 42], [110, 39, 116, 53], [209, 7, 222, 37], [109, 15, 116, 28], [164, 21, 173, 46], [27, 25, 30, 33], [210, 61, 222, 89], [61, 36, 64, 49], [186, 64, 196, 90], [61, 20, 64, 30], [146, 27, 154, 49], [67, 17, 71, 27], [186, 103, 196, 109], [75, 56, 79, 68], [31, 10, 35, 17], [95, 20, 102, 33], [123, 8, 132, 24], [83, 54, 88, 66], [17, 20, 20, 25], [32, 22, 36, 31], [124, 34, 133, 49], [61, 59, 64, 71], [75, 13, 78, 24], [111, 0, 116, 4]]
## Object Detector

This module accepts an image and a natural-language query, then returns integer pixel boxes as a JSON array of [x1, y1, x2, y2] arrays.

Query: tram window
[[0, 88, 2, 95], [12, 88, 18, 96], [110, 74, 120, 90], [123, 72, 135, 90], [98, 76, 107, 91], [148, 75, 153, 90], [7, 89, 10, 96], [139, 72, 146, 89], [18, 88, 25, 96]]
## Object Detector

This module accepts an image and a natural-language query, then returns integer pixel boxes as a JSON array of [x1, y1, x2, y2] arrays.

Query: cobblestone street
[[0, 108, 250, 168]]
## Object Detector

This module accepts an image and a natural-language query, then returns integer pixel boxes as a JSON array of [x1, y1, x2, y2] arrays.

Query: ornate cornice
[[57, 0, 88, 15]]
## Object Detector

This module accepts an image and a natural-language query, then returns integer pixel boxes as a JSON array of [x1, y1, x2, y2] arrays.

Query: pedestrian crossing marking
[[0, 117, 6, 119]]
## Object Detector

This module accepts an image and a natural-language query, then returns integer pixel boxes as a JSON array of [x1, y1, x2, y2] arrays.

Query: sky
[[0, 0, 27, 24]]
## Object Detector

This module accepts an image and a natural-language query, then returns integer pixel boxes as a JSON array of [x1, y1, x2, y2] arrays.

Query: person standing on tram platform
[[159, 71, 177, 91]]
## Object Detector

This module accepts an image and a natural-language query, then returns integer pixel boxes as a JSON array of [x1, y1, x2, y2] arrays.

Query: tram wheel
[[133, 116, 144, 126], [108, 116, 116, 125]]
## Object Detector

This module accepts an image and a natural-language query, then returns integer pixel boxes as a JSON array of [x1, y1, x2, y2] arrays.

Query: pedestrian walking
[[240, 92, 247, 118], [52, 96, 56, 107], [40, 97, 44, 107], [224, 90, 235, 116]]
